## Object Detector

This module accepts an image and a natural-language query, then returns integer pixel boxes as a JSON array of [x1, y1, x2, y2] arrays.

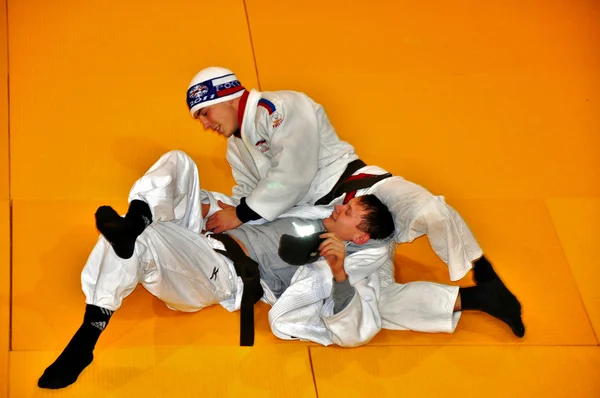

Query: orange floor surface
[[310, 346, 600, 397], [4, 0, 600, 397], [0, 201, 9, 398], [546, 198, 600, 339], [11, 346, 316, 398]]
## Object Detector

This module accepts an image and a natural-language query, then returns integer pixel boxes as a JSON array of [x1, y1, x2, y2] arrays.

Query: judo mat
[[11, 346, 316, 398], [310, 346, 600, 397], [4, 0, 600, 396], [0, 201, 9, 398], [546, 198, 600, 337]]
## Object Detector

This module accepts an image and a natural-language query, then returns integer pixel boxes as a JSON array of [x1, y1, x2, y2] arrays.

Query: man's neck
[[234, 90, 250, 138]]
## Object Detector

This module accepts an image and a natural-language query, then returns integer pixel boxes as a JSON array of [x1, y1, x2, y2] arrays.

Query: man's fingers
[[205, 218, 217, 231], [217, 200, 234, 209], [321, 248, 339, 258], [321, 245, 343, 258], [319, 237, 340, 248], [206, 210, 223, 227], [319, 232, 341, 242], [319, 239, 344, 252], [206, 217, 223, 233]]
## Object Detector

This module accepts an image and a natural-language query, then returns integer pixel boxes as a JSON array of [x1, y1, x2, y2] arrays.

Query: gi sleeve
[[321, 274, 382, 347], [226, 138, 259, 201]]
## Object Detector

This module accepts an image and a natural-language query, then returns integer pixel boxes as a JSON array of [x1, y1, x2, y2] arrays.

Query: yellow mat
[[0, 201, 10, 398], [10, 346, 316, 398], [7, 1, 600, 397], [547, 197, 600, 339], [8, 0, 257, 201], [1, 0, 10, 395], [246, 0, 600, 199], [0, 0, 7, 200], [310, 346, 600, 397]]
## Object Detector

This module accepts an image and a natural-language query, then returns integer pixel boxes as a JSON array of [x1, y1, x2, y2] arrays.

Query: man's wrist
[[333, 269, 348, 283], [235, 197, 262, 223]]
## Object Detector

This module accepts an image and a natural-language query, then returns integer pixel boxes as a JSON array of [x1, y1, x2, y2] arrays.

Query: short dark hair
[[356, 194, 395, 240]]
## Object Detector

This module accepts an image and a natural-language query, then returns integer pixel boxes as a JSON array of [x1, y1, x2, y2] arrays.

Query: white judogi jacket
[[266, 237, 395, 347], [227, 88, 358, 221]]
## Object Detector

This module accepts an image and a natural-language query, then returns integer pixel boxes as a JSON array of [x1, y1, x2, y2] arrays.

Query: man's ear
[[352, 233, 370, 245]]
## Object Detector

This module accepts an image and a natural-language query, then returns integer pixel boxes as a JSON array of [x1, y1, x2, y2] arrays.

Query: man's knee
[[415, 194, 453, 225], [161, 149, 195, 166]]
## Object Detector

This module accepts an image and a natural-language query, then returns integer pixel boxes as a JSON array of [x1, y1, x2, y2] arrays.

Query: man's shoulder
[[253, 90, 317, 131], [259, 89, 310, 101], [255, 90, 314, 114]]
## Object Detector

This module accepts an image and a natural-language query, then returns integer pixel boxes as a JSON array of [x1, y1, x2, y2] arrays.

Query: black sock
[[95, 200, 152, 259], [38, 305, 114, 389], [459, 286, 483, 310], [460, 259, 526, 338], [472, 255, 498, 283]]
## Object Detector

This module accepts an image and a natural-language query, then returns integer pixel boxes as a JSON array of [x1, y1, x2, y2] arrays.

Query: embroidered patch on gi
[[257, 98, 276, 114], [255, 139, 270, 153], [271, 112, 284, 129]]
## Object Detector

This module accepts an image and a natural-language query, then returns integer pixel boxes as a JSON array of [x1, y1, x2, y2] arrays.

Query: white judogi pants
[[81, 150, 243, 313], [376, 254, 461, 334], [344, 166, 483, 282]]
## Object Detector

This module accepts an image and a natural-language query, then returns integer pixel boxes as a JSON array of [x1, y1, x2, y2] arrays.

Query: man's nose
[[199, 116, 210, 129]]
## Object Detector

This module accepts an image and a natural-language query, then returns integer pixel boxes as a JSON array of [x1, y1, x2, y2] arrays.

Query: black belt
[[315, 159, 392, 205], [210, 233, 264, 347]]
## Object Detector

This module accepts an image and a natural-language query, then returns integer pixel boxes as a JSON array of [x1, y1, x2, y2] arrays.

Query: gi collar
[[233, 90, 250, 139]]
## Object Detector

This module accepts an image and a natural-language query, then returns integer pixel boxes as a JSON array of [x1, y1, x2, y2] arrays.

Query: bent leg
[[375, 176, 483, 281], [379, 281, 461, 334]]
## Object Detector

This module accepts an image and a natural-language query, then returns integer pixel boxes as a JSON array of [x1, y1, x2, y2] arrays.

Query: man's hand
[[205, 201, 243, 233], [319, 232, 348, 282]]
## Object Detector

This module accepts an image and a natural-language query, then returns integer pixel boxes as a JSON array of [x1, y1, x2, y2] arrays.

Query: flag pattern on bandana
[[186, 73, 244, 110]]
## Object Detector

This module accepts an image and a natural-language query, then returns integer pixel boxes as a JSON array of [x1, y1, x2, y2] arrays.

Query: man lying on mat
[[37, 152, 525, 390]]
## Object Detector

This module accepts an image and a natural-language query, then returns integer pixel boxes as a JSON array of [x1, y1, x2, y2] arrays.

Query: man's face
[[322, 198, 370, 245], [195, 100, 239, 138]]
